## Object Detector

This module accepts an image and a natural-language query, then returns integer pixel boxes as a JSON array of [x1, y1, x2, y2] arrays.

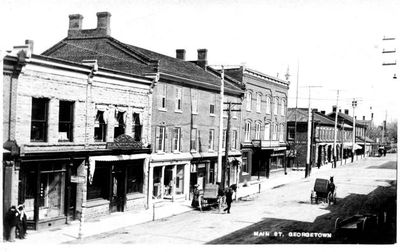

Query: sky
[[1, 0, 399, 124]]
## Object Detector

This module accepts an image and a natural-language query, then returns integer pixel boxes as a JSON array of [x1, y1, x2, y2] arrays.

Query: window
[[114, 111, 126, 139], [288, 126, 295, 140], [87, 165, 109, 200], [279, 124, 284, 142], [160, 84, 167, 109], [132, 113, 142, 141], [231, 130, 238, 150], [210, 104, 215, 115], [246, 92, 252, 111], [255, 122, 261, 140], [31, 98, 49, 142], [191, 89, 198, 114], [274, 97, 279, 115], [272, 123, 277, 140], [264, 123, 271, 140], [256, 93, 261, 113], [281, 99, 286, 116], [190, 128, 198, 151], [94, 110, 107, 142], [127, 161, 144, 194], [208, 129, 215, 151], [244, 121, 251, 142], [175, 87, 182, 111], [242, 152, 248, 173], [156, 126, 166, 152], [58, 101, 74, 142], [209, 163, 215, 184], [222, 129, 227, 149], [266, 96, 271, 114], [172, 128, 181, 152]]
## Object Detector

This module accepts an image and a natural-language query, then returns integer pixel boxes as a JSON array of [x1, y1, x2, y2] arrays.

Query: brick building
[[41, 12, 244, 205], [221, 67, 289, 183], [3, 42, 155, 230], [286, 108, 354, 169]]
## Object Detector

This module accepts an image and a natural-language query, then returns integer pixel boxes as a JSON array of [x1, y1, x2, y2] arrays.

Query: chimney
[[332, 106, 337, 113], [339, 109, 342, 113], [321, 111, 326, 115], [96, 12, 111, 36], [25, 40, 34, 53], [371, 113, 374, 120], [355, 116, 357, 120], [68, 14, 83, 36], [344, 109, 349, 115], [197, 48, 208, 69], [363, 116, 365, 120], [176, 49, 186, 60]]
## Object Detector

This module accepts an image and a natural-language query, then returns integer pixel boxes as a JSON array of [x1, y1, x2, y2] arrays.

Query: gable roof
[[42, 36, 243, 95], [287, 108, 353, 129], [326, 111, 367, 128]]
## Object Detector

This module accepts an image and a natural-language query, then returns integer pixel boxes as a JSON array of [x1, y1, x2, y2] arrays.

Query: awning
[[343, 143, 363, 150], [228, 156, 242, 165]]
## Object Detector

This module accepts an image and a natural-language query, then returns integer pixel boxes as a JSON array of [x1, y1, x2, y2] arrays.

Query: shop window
[[87, 166, 109, 200], [114, 111, 126, 138], [132, 113, 142, 141], [94, 110, 107, 142], [59, 100, 74, 142], [242, 153, 248, 173], [209, 163, 215, 184], [288, 126, 295, 140], [156, 126, 166, 152], [127, 164, 144, 194], [31, 98, 49, 142]]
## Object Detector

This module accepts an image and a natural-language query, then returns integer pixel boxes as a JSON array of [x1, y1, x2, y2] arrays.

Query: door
[[110, 165, 125, 212]]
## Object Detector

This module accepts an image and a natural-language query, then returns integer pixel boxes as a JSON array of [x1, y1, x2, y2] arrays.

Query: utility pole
[[333, 90, 339, 168], [0, 50, 4, 243], [217, 66, 225, 184], [294, 61, 300, 168], [222, 102, 241, 188], [351, 99, 357, 162], [305, 85, 322, 178]]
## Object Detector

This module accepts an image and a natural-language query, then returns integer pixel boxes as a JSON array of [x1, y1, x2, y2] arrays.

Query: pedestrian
[[216, 182, 225, 213], [224, 187, 233, 214], [16, 205, 27, 239], [4, 206, 18, 242]]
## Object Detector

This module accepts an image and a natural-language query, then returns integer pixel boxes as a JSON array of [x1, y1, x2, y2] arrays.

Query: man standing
[[224, 187, 233, 214]]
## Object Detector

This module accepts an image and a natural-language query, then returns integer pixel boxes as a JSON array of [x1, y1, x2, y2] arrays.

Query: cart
[[310, 178, 336, 204], [334, 214, 378, 240], [192, 184, 220, 211]]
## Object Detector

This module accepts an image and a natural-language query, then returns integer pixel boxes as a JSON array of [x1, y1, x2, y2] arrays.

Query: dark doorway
[[110, 165, 126, 212]]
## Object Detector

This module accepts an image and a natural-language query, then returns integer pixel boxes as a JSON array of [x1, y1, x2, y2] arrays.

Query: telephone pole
[[333, 90, 339, 168], [351, 99, 358, 162], [217, 66, 225, 184], [222, 102, 241, 188]]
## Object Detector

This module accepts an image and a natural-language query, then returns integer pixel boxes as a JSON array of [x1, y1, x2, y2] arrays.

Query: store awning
[[343, 143, 363, 150]]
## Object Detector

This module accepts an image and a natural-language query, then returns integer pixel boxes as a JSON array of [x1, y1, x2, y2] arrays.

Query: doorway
[[110, 165, 125, 212]]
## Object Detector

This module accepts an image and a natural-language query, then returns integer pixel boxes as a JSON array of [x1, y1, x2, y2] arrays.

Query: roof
[[287, 108, 353, 128], [42, 36, 243, 95], [326, 111, 367, 128]]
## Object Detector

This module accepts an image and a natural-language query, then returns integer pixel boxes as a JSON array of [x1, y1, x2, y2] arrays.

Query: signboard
[[71, 175, 85, 183], [107, 134, 143, 150]]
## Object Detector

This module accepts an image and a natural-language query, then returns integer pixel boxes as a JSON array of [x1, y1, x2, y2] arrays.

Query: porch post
[[161, 166, 165, 199], [147, 160, 153, 209], [172, 165, 177, 202]]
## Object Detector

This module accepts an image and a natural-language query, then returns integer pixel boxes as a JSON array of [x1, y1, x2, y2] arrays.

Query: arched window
[[246, 92, 252, 111], [255, 122, 261, 140], [244, 121, 251, 142], [256, 93, 262, 113], [264, 123, 270, 140], [266, 96, 271, 114]]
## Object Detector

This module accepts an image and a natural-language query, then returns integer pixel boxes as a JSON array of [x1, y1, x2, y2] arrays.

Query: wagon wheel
[[335, 217, 341, 230]]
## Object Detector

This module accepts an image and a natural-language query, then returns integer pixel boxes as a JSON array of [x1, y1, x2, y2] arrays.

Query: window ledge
[[174, 110, 183, 113], [158, 108, 167, 112], [86, 199, 110, 208], [190, 149, 198, 153], [192, 112, 199, 115], [210, 114, 216, 117], [156, 151, 166, 155], [172, 150, 181, 154]]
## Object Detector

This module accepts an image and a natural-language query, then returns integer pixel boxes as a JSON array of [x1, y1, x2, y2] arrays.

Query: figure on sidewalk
[[217, 182, 225, 213], [16, 204, 28, 239], [4, 206, 18, 242], [224, 187, 233, 214]]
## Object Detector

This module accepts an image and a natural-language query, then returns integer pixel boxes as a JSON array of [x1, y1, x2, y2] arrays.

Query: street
[[68, 154, 397, 244]]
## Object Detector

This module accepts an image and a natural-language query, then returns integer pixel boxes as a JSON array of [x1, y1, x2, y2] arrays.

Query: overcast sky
[[2, 0, 399, 124]]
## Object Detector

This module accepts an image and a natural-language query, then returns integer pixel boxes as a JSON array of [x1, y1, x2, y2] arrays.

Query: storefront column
[[161, 166, 165, 199], [172, 165, 177, 202], [184, 163, 190, 200]]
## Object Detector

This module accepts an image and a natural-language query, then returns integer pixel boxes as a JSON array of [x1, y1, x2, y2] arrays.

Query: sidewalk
[[5, 157, 366, 245]]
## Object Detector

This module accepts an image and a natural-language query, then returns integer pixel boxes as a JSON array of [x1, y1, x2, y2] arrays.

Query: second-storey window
[[281, 99, 286, 116], [231, 130, 238, 149], [266, 95, 271, 114], [94, 110, 107, 142], [288, 126, 295, 140], [244, 121, 251, 142], [255, 122, 261, 140], [264, 123, 271, 140], [190, 128, 198, 151], [210, 104, 215, 115], [175, 87, 182, 111], [114, 111, 126, 139], [156, 126, 166, 152], [31, 98, 49, 142], [160, 83, 167, 109], [208, 129, 215, 151], [274, 97, 279, 115], [279, 124, 284, 142], [132, 113, 142, 141], [58, 100, 74, 142], [222, 129, 227, 149], [272, 123, 277, 140], [256, 93, 261, 113], [191, 89, 198, 114], [172, 127, 181, 152]]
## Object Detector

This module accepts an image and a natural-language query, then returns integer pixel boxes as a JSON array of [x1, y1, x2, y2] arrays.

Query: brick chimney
[[96, 12, 111, 36], [371, 113, 374, 120], [344, 109, 349, 115], [196, 49, 208, 69], [363, 116, 365, 120], [25, 39, 34, 53], [68, 14, 83, 37], [332, 106, 337, 113], [339, 109, 342, 113], [321, 111, 326, 115], [176, 49, 186, 60]]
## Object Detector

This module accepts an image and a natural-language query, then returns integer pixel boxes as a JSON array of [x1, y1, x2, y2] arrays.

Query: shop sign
[[107, 134, 143, 150], [190, 164, 197, 173], [71, 175, 85, 183]]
